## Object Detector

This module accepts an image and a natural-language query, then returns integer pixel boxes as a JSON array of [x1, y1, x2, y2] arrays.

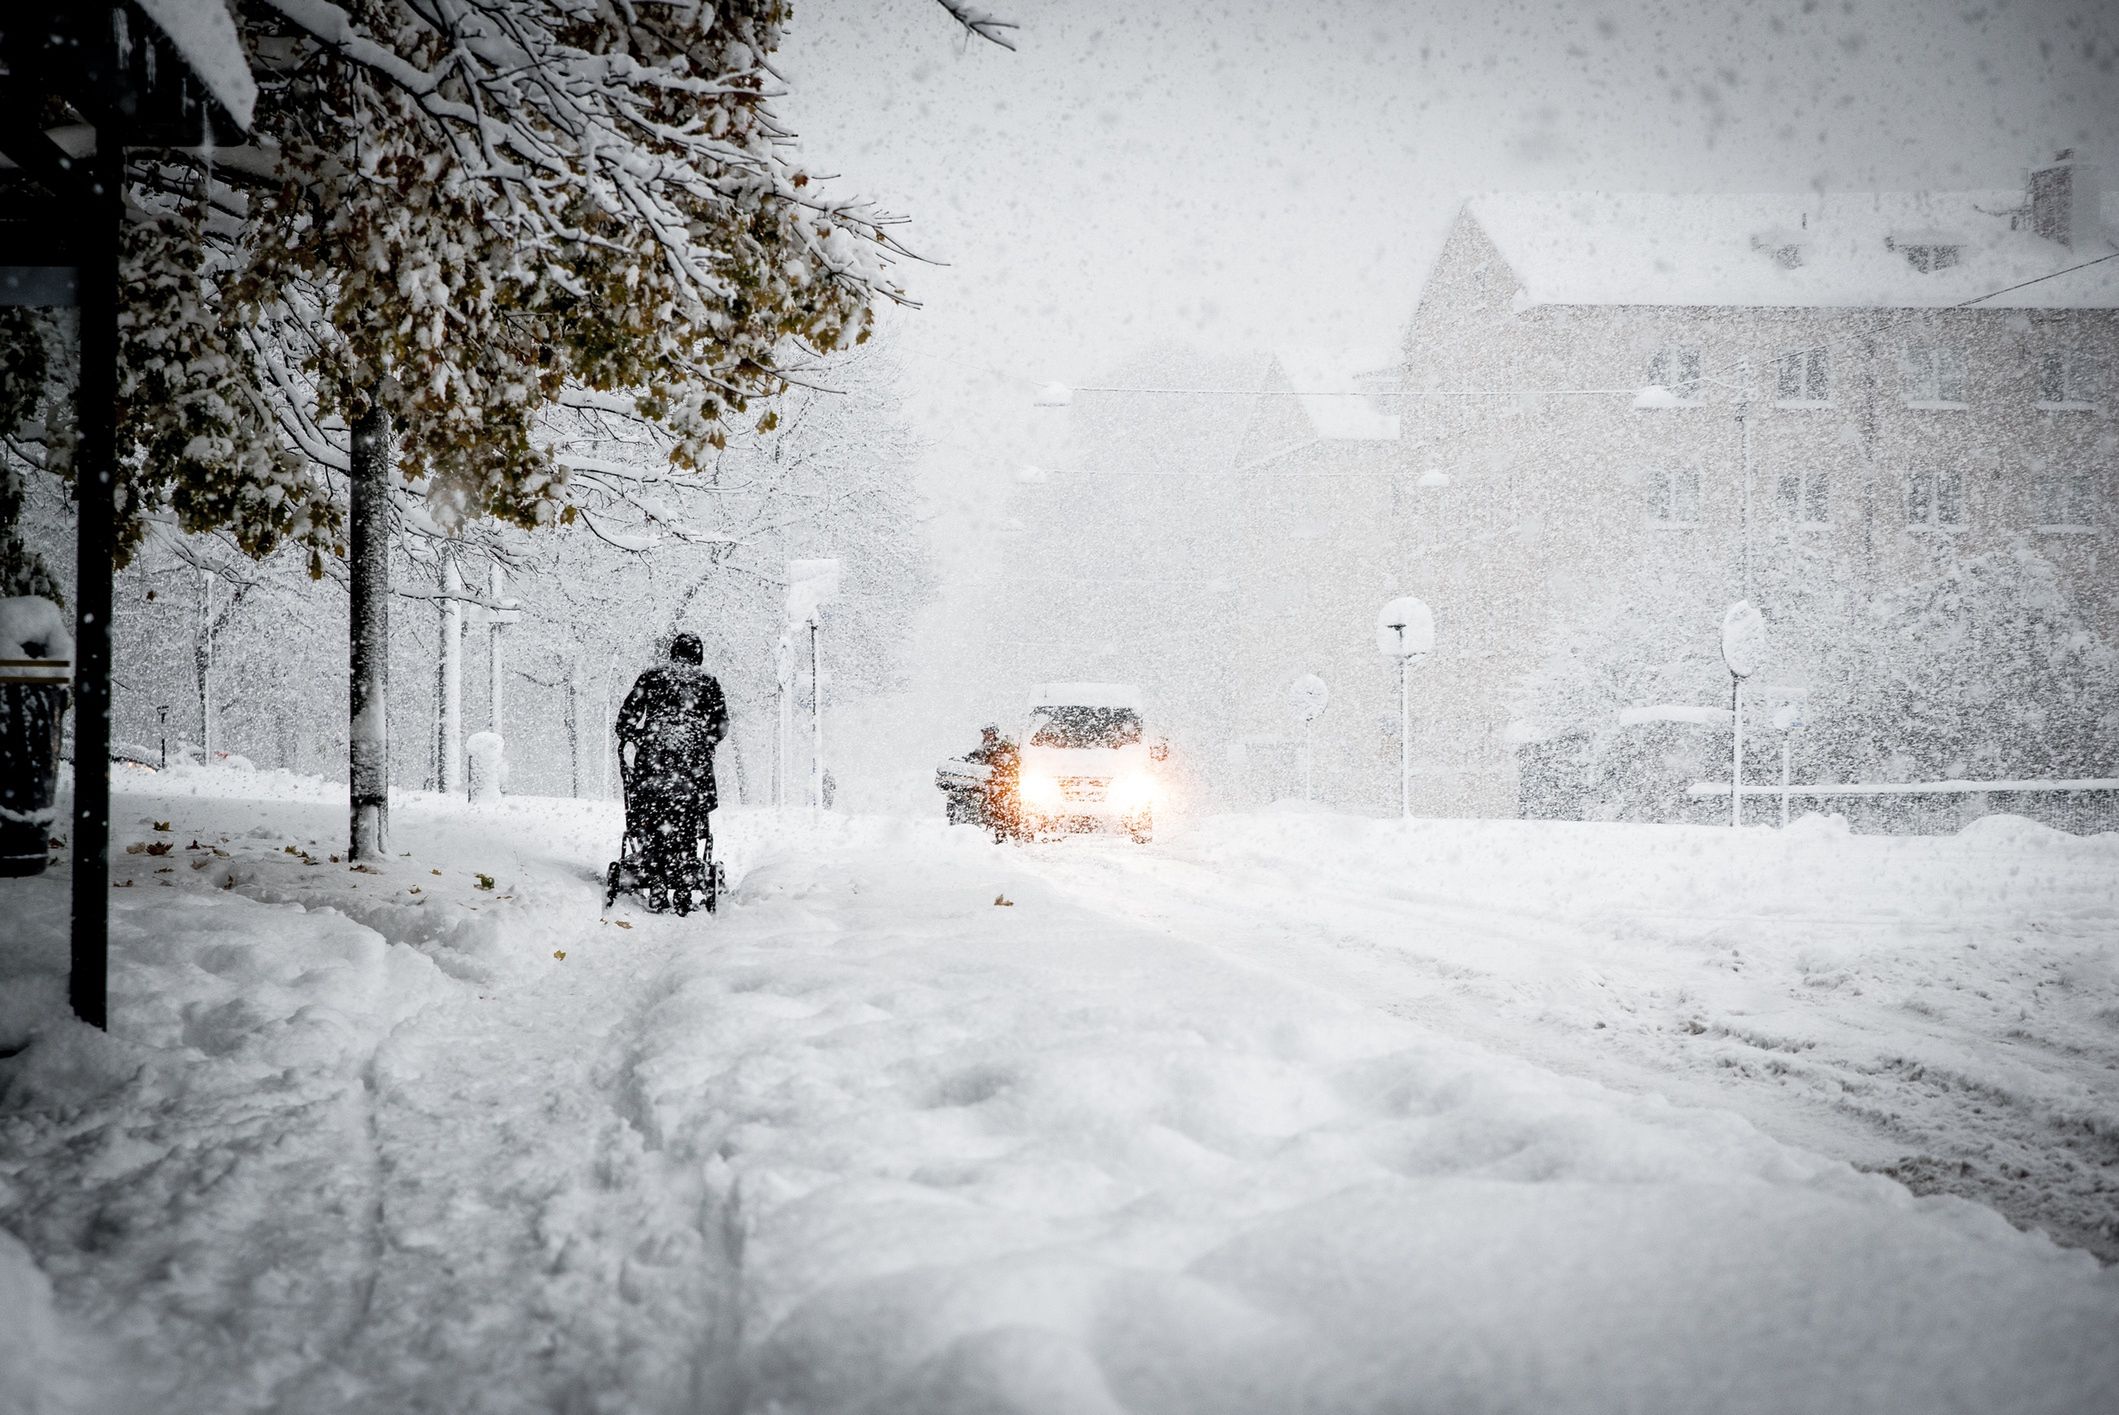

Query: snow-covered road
[[1019, 811, 2119, 1261], [5, 773, 2118, 1414]]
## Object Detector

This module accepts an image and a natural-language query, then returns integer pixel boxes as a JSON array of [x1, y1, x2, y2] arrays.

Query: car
[[1012, 682, 1164, 842]]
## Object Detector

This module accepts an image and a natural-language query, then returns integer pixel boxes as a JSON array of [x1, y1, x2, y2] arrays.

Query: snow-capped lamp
[[1034, 382, 1075, 408]]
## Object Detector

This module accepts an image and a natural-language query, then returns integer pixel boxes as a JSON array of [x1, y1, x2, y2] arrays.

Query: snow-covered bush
[[1516, 539, 2119, 823]]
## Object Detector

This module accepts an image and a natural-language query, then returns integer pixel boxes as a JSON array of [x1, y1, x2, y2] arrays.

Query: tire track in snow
[[1016, 834, 2119, 1261]]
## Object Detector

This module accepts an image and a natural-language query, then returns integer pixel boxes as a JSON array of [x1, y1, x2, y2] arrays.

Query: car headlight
[[1108, 772, 1157, 812], [1018, 771, 1062, 808]]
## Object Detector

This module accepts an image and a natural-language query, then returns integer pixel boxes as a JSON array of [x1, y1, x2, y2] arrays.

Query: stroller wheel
[[604, 861, 622, 907]]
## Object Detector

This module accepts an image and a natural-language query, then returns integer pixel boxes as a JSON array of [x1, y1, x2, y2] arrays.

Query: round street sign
[[1377, 596, 1435, 660], [1289, 673, 1329, 723], [1720, 600, 1769, 679]]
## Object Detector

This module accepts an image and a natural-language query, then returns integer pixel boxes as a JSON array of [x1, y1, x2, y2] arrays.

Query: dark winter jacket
[[617, 664, 729, 813]]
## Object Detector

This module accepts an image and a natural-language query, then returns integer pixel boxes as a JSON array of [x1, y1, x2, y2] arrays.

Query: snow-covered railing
[[1687, 778, 2119, 798]]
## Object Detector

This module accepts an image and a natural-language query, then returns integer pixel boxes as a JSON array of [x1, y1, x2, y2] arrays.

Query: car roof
[[1026, 682, 1143, 710]]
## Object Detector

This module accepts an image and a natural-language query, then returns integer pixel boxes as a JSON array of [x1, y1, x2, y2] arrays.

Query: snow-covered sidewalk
[[4, 779, 2117, 1414]]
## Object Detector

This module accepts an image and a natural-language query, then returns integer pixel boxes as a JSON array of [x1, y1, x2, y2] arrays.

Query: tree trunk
[[348, 399, 392, 859], [194, 566, 211, 755], [565, 667, 580, 799]]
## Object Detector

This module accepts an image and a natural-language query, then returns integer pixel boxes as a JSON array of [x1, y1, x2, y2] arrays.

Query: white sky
[[773, 0, 2119, 730], [780, 0, 2119, 414]]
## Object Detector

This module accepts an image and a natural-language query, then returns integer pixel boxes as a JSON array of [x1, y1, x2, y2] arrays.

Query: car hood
[[1019, 743, 1148, 777]]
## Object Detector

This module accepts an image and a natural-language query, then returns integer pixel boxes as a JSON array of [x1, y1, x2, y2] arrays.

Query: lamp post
[[1376, 596, 1435, 818], [1289, 674, 1328, 802], [1772, 702, 1807, 828], [774, 632, 794, 809], [463, 564, 521, 798], [1720, 600, 1769, 827], [786, 559, 841, 810]]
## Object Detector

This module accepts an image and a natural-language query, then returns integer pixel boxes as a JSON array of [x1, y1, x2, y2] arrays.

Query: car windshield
[[1029, 706, 1143, 749]]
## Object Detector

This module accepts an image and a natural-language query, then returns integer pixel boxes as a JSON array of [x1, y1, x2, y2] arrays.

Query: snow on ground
[[3, 777, 2117, 1414], [1030, 807, 2119, 1261]]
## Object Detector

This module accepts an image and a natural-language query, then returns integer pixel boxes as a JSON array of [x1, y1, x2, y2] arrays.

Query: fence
[[1685, 778, 2119, 836]]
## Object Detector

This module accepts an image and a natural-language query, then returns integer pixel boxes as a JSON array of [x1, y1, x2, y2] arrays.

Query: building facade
[[1378, 156, 2117, 819]]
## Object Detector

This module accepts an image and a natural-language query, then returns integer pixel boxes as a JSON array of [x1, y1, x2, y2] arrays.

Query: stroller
[[605, 744, 724, 915]]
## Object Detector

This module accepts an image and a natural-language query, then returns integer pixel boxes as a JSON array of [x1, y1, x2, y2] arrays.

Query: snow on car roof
[[1464, 189, 2119, 310], [1027, 682, 1143, 709]]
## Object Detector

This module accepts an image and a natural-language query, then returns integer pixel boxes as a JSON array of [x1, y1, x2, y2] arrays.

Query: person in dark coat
[[616, 632, 728, 903], [964, 723, 1020, 841]]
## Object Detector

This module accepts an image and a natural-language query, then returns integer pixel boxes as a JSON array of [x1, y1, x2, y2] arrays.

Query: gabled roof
[[1267, 348, 1400, 442], [1463, 190, 2119, 310]]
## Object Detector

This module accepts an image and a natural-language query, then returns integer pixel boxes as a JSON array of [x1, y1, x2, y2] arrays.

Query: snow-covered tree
[[1516, 538, 2119, 822]]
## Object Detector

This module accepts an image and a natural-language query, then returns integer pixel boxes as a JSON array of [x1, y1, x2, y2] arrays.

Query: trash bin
[[0, 597, 74, 877]]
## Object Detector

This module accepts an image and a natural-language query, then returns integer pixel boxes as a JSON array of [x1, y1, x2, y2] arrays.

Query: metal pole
[[157, 706, 167, 770], [809, 620, 823, 810], [1304, 720, 1313, 803], [68, 138, 122, 1030], [1730, 674, 1743, 828], [1399, 655, 1411, 818], [1780, 736, 1791, 829], [439, 555, 462, 793], [1738, 358, 1755, 600]]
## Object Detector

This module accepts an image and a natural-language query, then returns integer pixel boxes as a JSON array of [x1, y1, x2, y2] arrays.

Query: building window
[[1776, 469, 1829, 524], [1646, 346, 1702, 400], [1646, 467, 1702, 525], [2036, 467, 2098, 530], [1775, 348, 1830, 403], [1900, 244, 1961, 273], [1906, 468, 1966, 528], [1902, 343, 1967, 405], [2037, 348, 2100, 406]]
